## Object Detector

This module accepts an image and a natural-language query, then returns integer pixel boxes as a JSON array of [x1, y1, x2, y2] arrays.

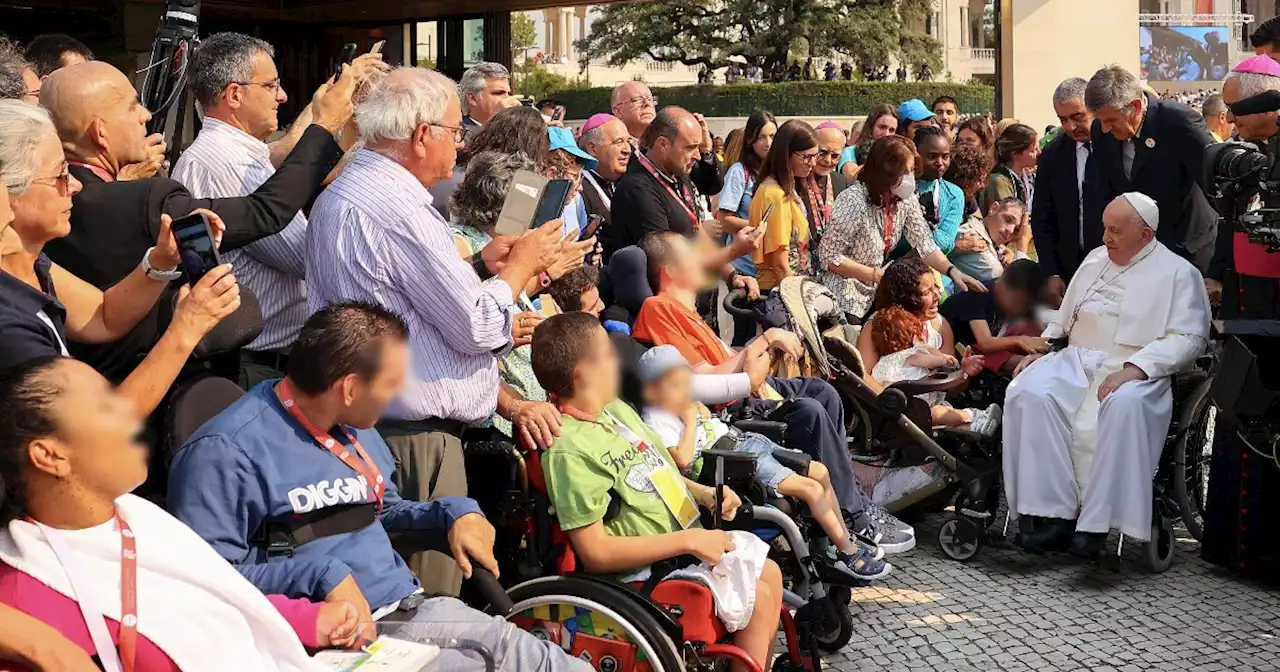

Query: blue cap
[[897, 99, 934, 123], [548, 126, 598, 171], [637, 344, 690, 384]]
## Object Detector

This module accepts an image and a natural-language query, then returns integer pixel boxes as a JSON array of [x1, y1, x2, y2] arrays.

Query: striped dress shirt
[[171, 117, 308, 352], [306, 149, 516, 423]]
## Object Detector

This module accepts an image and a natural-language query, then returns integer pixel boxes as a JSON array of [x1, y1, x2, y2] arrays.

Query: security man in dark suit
[[1032, 77, 1103, 303], [1085, 65, 1217, 268], [38, 61, 356, 382]]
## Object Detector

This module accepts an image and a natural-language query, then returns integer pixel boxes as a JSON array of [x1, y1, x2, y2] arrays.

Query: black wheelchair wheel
[[937, 515, 984, 562], [504, 576, 686, 672], [1145, 516, 1175, 574], [795, 595, 854, 653], [1172, 380, 1216, 542]]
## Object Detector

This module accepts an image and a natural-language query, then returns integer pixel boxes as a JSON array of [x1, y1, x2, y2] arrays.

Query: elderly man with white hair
[[1003, 192, 1211, 559], [306, 67, 562, 595]]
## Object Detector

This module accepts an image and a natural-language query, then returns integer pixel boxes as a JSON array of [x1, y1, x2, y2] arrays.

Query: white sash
[[583, 171, 612, 212]]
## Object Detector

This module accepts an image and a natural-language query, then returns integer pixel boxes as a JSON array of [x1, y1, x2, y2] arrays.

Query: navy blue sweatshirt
[[168, 381, 482, 609]]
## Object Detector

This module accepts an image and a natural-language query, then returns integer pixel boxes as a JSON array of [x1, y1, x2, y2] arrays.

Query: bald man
[[39, 60, 355, 381], [1003, 193, 1210, 559]]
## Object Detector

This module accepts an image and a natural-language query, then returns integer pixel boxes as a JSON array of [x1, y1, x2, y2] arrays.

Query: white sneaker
[[965, 403, 1002, 437]]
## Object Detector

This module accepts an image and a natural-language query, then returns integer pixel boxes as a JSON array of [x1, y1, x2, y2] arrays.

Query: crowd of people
[[0, 21, 1274, 672], [714, 58, 933, 85]]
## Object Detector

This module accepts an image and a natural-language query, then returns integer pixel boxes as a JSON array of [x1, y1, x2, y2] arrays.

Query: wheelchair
[[465, 437, 834, 672]]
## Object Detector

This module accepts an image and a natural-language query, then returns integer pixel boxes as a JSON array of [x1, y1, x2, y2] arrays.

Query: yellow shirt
[[748, 180, 810, 291]]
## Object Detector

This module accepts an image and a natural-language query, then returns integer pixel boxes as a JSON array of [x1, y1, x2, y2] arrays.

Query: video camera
[[1204, 89, 1280, 251], [139, 0, 200, 166]]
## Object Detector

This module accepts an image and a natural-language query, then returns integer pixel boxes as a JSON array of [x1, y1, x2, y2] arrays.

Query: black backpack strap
[[253, 503, 378, 558]]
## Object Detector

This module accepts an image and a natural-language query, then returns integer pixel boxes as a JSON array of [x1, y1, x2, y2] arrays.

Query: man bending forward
[[1003, 192, 1210, 559]]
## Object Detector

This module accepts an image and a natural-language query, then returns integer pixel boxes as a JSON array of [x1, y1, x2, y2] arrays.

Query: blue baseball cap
[[548, 126, 598, 171], [637, 345, 691, 384], [897, 99, 934, 123]]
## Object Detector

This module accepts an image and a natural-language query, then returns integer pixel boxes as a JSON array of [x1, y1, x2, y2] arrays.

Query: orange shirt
[[632, 294, 732, 367]]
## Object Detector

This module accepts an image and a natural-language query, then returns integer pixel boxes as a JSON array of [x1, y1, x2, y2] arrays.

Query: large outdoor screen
[[1140, 26, 1231, 81]]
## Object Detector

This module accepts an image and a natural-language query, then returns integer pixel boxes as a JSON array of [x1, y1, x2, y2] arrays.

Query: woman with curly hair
[[943, 143, 1000, 256], [956, 116, 994, 158]]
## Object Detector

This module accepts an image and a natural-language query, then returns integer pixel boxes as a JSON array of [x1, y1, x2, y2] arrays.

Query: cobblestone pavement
[[827, 513, 1280, 672]]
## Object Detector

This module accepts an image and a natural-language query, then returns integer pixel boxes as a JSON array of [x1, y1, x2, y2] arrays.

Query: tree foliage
[[579, 0, 942, 73], [512, 62, 589, 102], [511, 13, 538, 61]]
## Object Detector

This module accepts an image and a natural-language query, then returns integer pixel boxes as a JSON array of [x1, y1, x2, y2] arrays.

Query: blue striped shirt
[[171, 117, 308, 352], [306, 149, 516, 423]]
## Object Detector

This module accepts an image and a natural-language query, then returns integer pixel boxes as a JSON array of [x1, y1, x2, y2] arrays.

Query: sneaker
[[965, 403, 1002, 437], [833, 545, 893, 581], [864, 502, 917, 554]]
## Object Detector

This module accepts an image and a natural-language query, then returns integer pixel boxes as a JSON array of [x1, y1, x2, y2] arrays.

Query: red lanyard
[[804, 177, 832, 234], [276, 380, 386, 515], [67, 161, 115, 183], [881, 203, 896, 256], [635, 151, 699, 230]]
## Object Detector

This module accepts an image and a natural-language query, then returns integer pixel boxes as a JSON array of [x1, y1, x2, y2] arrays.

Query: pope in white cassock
[[1003, 192, 1211, 559]]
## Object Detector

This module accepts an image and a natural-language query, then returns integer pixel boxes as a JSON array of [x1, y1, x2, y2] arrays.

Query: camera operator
[[1209, 56, 1280, 318]]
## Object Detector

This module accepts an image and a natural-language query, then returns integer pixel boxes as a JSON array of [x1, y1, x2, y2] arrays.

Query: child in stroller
[[869, 305, 1002, 435], [637, 345, 892, 580]]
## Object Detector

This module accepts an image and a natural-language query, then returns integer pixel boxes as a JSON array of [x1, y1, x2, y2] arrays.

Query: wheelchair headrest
[[607, 246, 653, 317], [188, 287, 263, 360], [165, 375, 245, 464]]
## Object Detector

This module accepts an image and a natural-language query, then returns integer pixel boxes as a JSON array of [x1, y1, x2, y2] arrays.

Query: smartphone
[[171, 213, 222, 285], [580, 214, 603, 241], [533, 179, 574, 228], [333, 43, 357, 80], [370, 40, 386, 55], [552, 105, 566, 122]]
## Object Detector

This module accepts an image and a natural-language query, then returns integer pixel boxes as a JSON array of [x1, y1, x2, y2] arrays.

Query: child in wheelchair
[[531, 313, 785, 670], [637, 344, 892, 581], [938, 258, 1049, 376], [870, 305, 1003, 435]]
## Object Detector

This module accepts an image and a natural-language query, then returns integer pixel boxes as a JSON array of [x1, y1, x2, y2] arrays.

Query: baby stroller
[[725, 277, 1005, 562]]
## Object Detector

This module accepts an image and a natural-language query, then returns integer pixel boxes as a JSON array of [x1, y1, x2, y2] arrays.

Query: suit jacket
[[44, 125, 344, 380], [1031, 132, 1103, 281], [605, 152, 723, 261], [1090, 95, 1217, 261], [580, 170, 615, 232]]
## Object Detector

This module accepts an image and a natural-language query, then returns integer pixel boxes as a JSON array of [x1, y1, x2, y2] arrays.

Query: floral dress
[[451, 221, 546, 437], [817, 182, 939, 318]]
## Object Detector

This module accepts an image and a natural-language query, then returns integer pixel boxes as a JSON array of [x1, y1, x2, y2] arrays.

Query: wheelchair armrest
[[731, 419, 789, 444], [697, 448, 758, 492], [770, 447, 811, 475], [886, 367, 968, 396], [389, 530, 514, 616]]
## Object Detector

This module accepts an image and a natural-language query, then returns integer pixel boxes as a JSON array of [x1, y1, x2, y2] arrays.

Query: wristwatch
[[140, 247, 182, 282]]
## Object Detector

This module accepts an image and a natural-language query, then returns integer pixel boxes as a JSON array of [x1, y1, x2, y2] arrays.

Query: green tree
[[511, 12, 538, 62], [579, 0, 941, 73], [512, 62, 588, 102]]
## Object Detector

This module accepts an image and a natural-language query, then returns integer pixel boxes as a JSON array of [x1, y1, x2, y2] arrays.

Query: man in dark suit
[[39, 61, 354, 381], [1032, 77, 1103, 302], [1085, 64, 1217, 267]]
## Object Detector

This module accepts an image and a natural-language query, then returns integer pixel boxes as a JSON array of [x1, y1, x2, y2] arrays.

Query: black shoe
[[1019, 517, 1074, 554], [1067, 531, 1108, 560]]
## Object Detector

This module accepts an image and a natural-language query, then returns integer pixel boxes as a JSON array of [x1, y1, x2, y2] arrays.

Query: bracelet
[[471, 252, 494, 281], [944, 264, 957, 277]]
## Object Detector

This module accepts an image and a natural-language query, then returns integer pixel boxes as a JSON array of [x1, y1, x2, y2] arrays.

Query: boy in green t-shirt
[[531, 313, 784, 671]]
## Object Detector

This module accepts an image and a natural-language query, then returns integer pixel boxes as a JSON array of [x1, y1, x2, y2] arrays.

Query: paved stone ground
[[824, 512, 1280, 672]]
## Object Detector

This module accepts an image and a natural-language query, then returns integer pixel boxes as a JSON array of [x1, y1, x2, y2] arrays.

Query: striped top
[[306, 149, 516, 423], [171, 117, 308, 352]]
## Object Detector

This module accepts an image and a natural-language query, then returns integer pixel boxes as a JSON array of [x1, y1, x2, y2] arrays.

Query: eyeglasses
[[817, 149, 841, 160], [231, 78, 282, 93], [603, 137, 630, 148], [793, 151, 820, 164], [619, 94, 657, 109], [433, 123, 466, 143], [31, 163, 72, 195]]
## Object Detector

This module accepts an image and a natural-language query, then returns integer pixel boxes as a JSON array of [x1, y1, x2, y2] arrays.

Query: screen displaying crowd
[[0, 23, 1273, 672], [1140, 25, 1231, 82]]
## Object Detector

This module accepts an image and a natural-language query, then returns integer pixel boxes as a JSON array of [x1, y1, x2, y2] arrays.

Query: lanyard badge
[[277, 380, 386, 515]]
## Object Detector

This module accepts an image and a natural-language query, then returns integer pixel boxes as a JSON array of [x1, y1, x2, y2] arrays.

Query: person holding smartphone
[[0, 102, 242, 417]]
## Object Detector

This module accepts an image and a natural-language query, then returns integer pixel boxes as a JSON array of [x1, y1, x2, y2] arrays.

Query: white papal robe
[[1003, 240, 1210, 540]]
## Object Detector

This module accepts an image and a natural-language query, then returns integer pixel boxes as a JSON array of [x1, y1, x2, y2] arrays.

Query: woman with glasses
[[0, 101, 240, 417], [748, 119, 818, 293]]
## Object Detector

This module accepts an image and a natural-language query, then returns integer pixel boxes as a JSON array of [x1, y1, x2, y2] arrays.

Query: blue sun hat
[[548, 125, 598, 171]]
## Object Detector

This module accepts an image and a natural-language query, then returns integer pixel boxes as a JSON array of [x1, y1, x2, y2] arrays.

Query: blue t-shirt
[[169, 381, 483, 610], [837, 146, 859, 172], [719, 162, 758, 276]]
